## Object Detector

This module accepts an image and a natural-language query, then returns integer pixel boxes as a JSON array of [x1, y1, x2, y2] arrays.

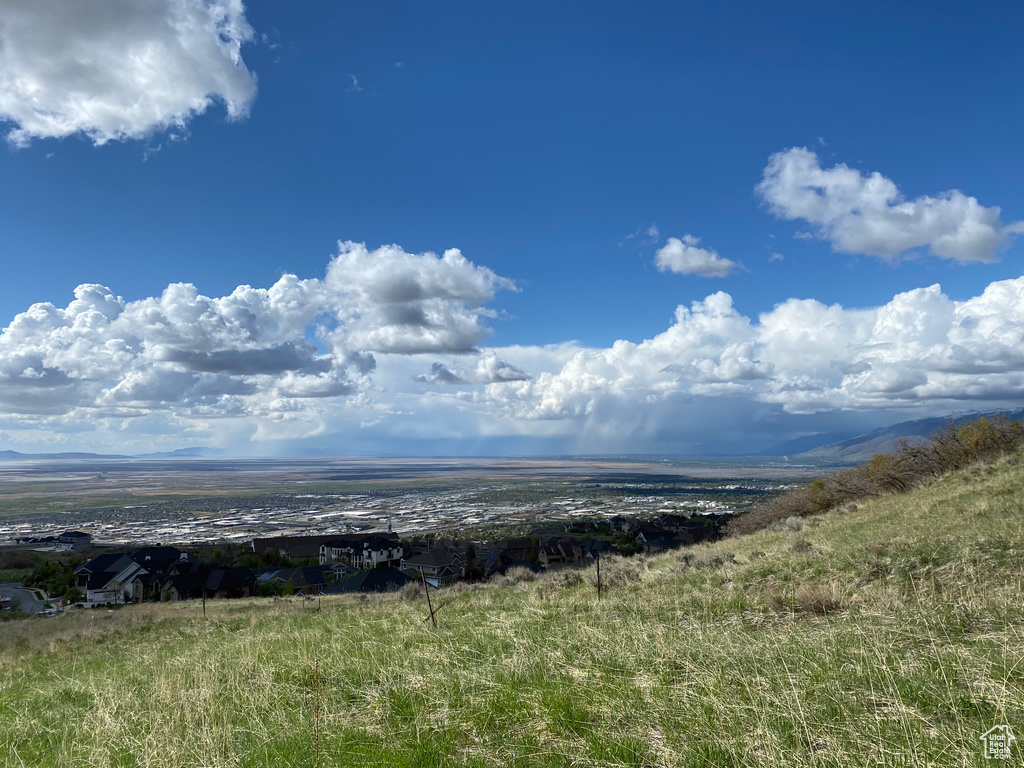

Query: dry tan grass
[[794, 583, 844, 615]]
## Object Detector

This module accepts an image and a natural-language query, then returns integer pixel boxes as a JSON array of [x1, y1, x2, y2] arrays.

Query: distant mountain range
[[761, 409, 1024, 464], [3, 411, 1024, 464], [0, 447, 223, 462], [0, 450, 130, 461]]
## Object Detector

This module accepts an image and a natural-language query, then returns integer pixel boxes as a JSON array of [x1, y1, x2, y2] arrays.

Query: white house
[[319, 535, 403, 569], [74, 554, 148, 604]]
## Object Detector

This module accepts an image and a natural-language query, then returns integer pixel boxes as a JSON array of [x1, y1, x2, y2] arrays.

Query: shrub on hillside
[[443, 580, 487, 595], [726, 414, 1024, 538], [587, 555, 647, 589], [761, 582, 844, 615], [398, 581, 423, 601], [692, 552, 735, 570], [491, 566, 538, 587], [534, 568, 585, 599], [795, 583, 844, 615]]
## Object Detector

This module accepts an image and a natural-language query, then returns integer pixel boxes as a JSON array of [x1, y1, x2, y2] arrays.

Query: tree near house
[[26, 560, 76, 600], [256, 580, 283, 598], [464, 544, 482, 581], [616, 536, 641, 557]]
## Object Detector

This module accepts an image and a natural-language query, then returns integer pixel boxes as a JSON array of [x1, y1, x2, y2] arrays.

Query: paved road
[[0, 582, 47, 613]]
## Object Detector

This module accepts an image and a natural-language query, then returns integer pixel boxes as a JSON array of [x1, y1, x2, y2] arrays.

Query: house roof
[[205, 566, 254, 592], [171, 563, 212, 592], [578, 539, 610, 555], [252, 568, 286, 583], [635, 524, 678, 542], [300, 566, 327, 586], [76, 553, 133, 575], [252, 565, 326, 588], [167, 573, 201, 594], [496, 537, 533, 551], [86, 571, 119, 590], [326, 567, 412, 593], [84, 559, 145, 591], [129, 547, 182, 569], [403, 549, 461, 568], [361, 535, 398, 551], [255, 532, 399, 557]]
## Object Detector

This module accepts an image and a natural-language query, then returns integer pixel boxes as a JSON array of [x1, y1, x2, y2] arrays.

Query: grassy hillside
[[2, 455, 1023, 767]]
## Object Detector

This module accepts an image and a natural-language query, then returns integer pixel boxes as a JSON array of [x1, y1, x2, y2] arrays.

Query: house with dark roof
[[75, 547, 251, 603], [538, 536, 579, 567], [401, 549, 464, 587], [325, 567, 412, 594], [252, 565, 331, 596], [159, 563, 256, 600], [160, 562, 212, 600], [495, 537, 533, 561], [678, 520, 716, 543], [130, 546, 183, 563], [635, 525, 687, 553], [129, 546, 190, 576], [298, 565, 328, 594], [482, 550, 511, 579], [57, 530, 92, 550], [576, 538, 612, 560], [204, 566, 256, 598], [251, 535, 334, 561], [252, 532, 401, 564]]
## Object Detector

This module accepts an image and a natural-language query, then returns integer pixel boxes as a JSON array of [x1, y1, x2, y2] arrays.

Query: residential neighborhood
[[3, 501, 731, 611]]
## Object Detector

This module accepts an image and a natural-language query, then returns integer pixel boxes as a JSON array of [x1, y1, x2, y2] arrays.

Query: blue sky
[[1, 0, 1023, 456]]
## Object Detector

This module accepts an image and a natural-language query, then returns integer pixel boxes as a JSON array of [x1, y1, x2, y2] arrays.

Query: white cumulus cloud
[[655, 235, 737, 277], [758, 147, 1023, 263], [324, 242, 516, 355], [0, 0, 257, 146], [482, 276, 1024, 433], [0, 243, 514, 440]]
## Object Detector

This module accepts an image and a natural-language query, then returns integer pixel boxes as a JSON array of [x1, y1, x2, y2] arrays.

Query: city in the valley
[[0, 456, 814, 611]]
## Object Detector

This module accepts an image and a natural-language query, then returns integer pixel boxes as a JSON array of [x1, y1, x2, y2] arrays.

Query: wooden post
[[596, 553, 602, 602], [202, 588, 206, 616], [420, 567, 436, 628], [313, 657, 321, 764]]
